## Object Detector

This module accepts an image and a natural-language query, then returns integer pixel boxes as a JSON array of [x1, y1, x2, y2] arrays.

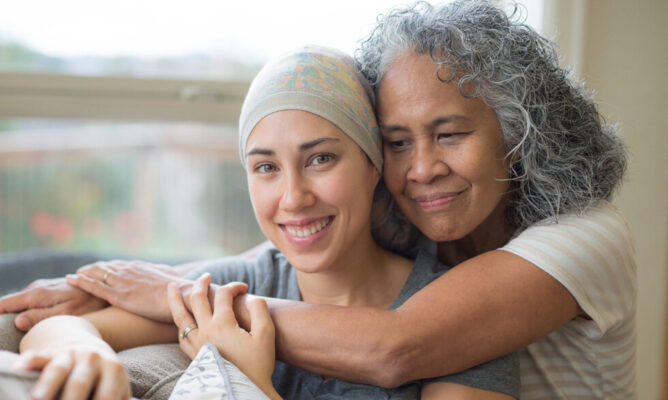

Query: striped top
[[501, 201, 637, 399]]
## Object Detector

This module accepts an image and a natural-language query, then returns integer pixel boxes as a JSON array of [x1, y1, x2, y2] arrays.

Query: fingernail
[[66, 274, 77, 280]]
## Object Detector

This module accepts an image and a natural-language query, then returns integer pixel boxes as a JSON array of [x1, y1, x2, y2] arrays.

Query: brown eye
[[256, 163, 277, 173], [310, 154, 334, 166], [386, 139, 409, 151]]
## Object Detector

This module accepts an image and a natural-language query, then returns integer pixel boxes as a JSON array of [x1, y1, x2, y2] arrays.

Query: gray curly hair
[[359, 0, 627, 237]]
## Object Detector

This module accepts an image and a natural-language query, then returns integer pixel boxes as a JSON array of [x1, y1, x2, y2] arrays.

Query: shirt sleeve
[[501, 201, 637, 338]]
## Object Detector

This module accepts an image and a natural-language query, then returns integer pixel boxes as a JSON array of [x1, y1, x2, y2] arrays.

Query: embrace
[[0, 1, 636, 399]]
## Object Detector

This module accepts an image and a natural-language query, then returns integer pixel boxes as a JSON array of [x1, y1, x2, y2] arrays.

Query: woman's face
[[245, 110, 379, 273], [377, 54, 511, 243]]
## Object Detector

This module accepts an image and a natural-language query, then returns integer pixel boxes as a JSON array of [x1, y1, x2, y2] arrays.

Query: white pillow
[[169, 343, 269, 400]]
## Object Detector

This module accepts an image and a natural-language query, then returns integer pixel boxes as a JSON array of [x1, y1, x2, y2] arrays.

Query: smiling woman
[[246, 111, 381, 280], [379, 54, 513, 254]]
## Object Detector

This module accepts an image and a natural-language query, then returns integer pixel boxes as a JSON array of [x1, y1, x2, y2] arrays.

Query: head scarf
[[238, 45, 382, 171]]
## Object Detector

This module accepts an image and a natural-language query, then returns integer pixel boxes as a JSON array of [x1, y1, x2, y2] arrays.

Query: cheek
[[248, 180, 274, 225], [462, 137, 508, 183], [382, 153, 407, 196], [324, 166, 377, 214], [466, 153, 511, 208], [320, 174, 359, 205]]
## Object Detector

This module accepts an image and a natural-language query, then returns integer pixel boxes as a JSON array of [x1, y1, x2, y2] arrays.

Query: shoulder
[[508, 201, 633, 249], [502, 201, 637, 336], [502, 201, 635, 272], [184, 248, 295, 297]]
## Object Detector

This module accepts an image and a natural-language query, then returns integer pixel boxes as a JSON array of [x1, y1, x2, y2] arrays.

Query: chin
[[284, 252, 330, 273], [410, 216, 457, 241]]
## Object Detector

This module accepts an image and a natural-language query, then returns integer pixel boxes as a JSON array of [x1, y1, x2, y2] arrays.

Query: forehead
[[377, 54, 488, 124], [246, 110, 353, 149]]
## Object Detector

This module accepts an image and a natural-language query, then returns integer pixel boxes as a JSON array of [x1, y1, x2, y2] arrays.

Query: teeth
[[285, 218, 330, 238]]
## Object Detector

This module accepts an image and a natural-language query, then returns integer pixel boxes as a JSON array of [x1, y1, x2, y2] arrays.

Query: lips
[[279, 216, 334, 247], [411, 190, 464, 210], [282, 217, 332, 237]]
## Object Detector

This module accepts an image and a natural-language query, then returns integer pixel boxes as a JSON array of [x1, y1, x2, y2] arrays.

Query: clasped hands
[[167, 274, 277, 397]]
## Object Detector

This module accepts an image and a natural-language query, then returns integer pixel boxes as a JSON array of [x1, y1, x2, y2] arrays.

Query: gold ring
[[102, 269, 111, 284], [180, 324, 198, 340]]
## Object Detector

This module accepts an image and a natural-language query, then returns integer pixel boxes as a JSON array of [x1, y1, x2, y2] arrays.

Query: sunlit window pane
[[0, 119, 264, 258], [0, 1, 544, 79]]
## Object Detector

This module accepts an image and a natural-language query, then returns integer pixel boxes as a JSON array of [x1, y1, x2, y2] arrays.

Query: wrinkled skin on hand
[[67, 260, 189, 323], [0, 278, 108, 331]]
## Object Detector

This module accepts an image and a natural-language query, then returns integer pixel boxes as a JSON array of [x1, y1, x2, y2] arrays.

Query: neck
[[296, 231, 410, 308], [437, 197, 514, 266]]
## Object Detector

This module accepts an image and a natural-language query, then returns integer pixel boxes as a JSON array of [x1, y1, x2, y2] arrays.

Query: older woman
[[228, 2, 634, 398], [0, 1, 635, 399]]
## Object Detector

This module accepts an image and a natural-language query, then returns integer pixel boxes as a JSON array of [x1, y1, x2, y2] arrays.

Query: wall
[[546, 1, 668, 398]]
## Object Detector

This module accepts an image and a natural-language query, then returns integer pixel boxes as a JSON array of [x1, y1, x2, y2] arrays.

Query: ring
[[102, 269, 111, 285], [180, 324, 198, 340]]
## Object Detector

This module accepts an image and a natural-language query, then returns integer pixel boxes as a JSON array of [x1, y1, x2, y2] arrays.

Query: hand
[[13, 345, 130, 400], [67, 260, 186, 323], [168, 275, 278, 398], [0, 278, 108, 331]]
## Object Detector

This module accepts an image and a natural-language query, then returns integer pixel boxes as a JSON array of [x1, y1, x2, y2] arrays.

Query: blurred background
[[0, 0, 665, 397]]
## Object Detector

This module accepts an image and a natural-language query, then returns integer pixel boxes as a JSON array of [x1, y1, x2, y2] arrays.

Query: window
[[0, 0, 544, 259]]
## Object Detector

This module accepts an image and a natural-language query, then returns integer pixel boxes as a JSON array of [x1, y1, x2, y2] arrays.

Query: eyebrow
[[246, 137, 340, 157], [380, 115, 471, 133]]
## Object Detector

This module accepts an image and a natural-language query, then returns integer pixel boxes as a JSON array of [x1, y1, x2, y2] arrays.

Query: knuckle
[[85, 351, 102, 364], [77, 264, 92, 273], [108, 360, 125, 373], [49, 363, 71, 376]]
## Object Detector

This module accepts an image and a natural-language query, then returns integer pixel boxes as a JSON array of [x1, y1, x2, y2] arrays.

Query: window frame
[[0, 71, 249, 123]]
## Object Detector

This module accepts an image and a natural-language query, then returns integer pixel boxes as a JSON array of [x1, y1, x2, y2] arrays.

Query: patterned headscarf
[[238, 45, 382, 171]]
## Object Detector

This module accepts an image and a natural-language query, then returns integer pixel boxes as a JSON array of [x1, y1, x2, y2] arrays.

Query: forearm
[[233, 296, 405, 386], [20, 315, 112, 355], [235, 250, 579, 387], [266, 299, 405, 387], [83, 306, 177, 351]]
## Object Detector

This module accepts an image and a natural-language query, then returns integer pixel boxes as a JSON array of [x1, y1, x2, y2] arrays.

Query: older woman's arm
[[236, 250, 578, 388]]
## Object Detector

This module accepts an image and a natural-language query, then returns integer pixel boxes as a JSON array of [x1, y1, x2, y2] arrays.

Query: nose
[[280, 171, 316, 211], [406, 141, 450, 183]]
